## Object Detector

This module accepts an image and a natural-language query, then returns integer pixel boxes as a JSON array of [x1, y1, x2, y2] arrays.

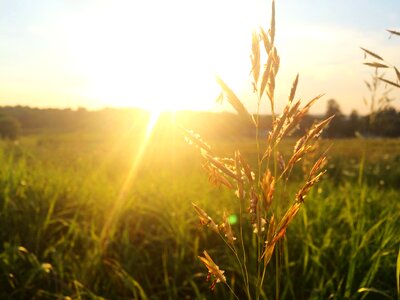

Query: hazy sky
[[0, 0, 399, 114]]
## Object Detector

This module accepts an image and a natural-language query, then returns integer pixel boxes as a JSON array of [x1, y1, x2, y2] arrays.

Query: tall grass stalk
[[184, 1, 333, 298]]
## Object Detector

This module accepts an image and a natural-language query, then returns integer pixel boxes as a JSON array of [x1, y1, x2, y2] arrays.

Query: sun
[[63, 0, 267, 113]]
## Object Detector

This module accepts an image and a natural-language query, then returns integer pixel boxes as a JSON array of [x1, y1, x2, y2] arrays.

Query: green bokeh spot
[[228, 214, 238, 225]]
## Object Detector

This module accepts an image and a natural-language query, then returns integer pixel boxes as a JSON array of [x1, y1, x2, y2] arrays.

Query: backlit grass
[[0, 132, 399, 299]]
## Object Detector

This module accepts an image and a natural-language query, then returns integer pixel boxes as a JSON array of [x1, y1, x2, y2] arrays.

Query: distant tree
[[326, 99, 343, 117], [324, 99, 345, 138], [348, 109, 360, 137], [0, 115, 21, 140], [370, 107, 400, 137]]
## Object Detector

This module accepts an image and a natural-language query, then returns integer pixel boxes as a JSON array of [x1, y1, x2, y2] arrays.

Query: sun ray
[[99, 110, 161, 248]]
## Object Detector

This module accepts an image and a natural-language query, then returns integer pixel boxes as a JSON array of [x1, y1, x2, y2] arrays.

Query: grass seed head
[[273, 202, 301, 244], [249, 189, 259, 224], [192, 203, 219, 233], [251, 31, 261, 84], [262, 215, 276, 265], [198, 250, 227, 290], [221, 212, 237, 245], [296, 170, 327, 203], [261, 169, 275, 210], [203, 163, 235, 189]]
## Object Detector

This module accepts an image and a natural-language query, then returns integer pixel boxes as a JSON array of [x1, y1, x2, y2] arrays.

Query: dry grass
[[362, 29, 400, 90], [183, 1, 334, 298]]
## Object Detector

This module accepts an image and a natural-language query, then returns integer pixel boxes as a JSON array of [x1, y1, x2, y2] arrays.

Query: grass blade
[[379, 77, 400, 88], [360, 47, 384, 60], [387, 29, 400, 36], [251, 31, 261, 84], [215, 76, 252, 121], [394, 67, 400, 82], [260, 26, 272, 53], [259, 52, 273, 98], [397, 247, 400, 298], [289, 74, 299, 104], [270, 0, 275, 45], [357, 288, 392, 299], [364, 62, 389, 68]]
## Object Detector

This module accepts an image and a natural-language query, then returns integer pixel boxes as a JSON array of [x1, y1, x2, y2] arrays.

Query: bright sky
[[0, 0, 399, 114]]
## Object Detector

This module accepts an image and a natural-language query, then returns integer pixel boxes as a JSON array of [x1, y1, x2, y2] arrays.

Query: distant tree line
[[0, 114, 20, 140], [0, 102, 399, 140], [322, 99, 400, 138]]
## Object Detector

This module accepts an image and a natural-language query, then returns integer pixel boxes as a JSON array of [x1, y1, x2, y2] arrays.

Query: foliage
[[3, 102, 400, 139], [0, 133, 399, 299], [0, 3, 399, 300], [0, 115, 20, 140], [323, 99, 345, 138]]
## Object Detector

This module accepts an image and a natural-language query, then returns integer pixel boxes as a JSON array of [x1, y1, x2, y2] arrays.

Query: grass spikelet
[[363, 32, 399, 91], [363, 62, 389, 68], [360, 47, 384, 60], [309, 156, 327, 178], [259, 27, 272, 53], [249, 188, 259, 225], [221, 212, 236, 245], [270, 0, 275, 45], [203, 163, 235, 189], [296, 169, 326, 203], [262, 215, 276, 265], [203, 153, 241, 181], [192, 203, 219, 233], [273, 202, 301, 244], [259, 51, 274, 99], [277, 151, 285, 171], [266, 48, 280, 113], [265, 94, 324, 157], [387, 29, 400, 36], [182, 128, 213, 155], [237, 151, 255, 184], [215, 76, 252, 122], [279, 116, 332, 179], [306, 115, 334, 140], [261, 169, 275, 209], [198, 251, 227, 290], [288, 73, 299, 104], [299, 94, 325, 116], [251, 31, 261, 84], [379, 77, 400, 88], [395, 67, 400, 81]]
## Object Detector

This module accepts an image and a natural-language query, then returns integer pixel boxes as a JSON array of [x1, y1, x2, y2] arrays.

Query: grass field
[[0, 125, 399, 299]]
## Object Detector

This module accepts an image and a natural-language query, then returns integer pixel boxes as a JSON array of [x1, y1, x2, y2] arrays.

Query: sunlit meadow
[[0, 0, 400, 299]]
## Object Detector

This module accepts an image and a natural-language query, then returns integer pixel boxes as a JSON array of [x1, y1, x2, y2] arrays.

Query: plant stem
[[239, 201, 252, 300], [226, 283, 241, 300], [275, 245, 280, 300], [217, 232, 249, 298], [258, 263, 268, 300]]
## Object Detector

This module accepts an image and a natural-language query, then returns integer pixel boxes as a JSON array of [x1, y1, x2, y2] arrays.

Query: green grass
[[0, 130, 399, 299]]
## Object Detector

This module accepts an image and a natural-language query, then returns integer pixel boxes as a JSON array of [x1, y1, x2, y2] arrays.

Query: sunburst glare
[[100, 110, 161, 247]]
